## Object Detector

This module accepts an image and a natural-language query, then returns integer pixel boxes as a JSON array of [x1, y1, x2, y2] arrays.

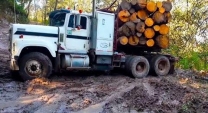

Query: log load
[[116, 0, 173, 50]]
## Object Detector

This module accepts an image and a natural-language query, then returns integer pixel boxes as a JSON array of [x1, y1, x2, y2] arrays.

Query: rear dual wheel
[[126, 56, 150, 78], [151, 55, 170, 76]]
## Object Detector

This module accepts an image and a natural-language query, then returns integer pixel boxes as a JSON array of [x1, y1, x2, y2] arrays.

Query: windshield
[[50, 13, 66, 27]]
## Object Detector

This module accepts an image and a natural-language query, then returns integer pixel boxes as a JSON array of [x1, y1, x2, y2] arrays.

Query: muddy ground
[[0, 24, 208, 113]]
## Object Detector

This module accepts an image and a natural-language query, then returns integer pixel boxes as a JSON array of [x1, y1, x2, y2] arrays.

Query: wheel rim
[[136, 62, 146, 73], [157, 59, 168, 73], [25, 60, 42, 77]]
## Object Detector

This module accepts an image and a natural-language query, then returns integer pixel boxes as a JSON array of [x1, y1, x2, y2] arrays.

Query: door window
[[68, 15, 87, 29]]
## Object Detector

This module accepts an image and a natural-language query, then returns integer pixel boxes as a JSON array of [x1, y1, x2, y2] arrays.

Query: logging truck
[[8, 0, 177, 81]]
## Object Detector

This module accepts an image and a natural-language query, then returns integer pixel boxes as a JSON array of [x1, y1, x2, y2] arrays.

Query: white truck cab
[[9, 9, 117, 81]]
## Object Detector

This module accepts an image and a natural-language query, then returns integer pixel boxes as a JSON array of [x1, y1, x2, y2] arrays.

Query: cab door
[[65, 14, 90, 54]]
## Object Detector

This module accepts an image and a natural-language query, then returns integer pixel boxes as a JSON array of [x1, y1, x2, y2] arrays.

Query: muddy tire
[[128, 56, 150, 78], [125, 56, 133, 71], [126, 56, 137, 72], [19, 52, 52, 81], [151, 55, 170, 76]]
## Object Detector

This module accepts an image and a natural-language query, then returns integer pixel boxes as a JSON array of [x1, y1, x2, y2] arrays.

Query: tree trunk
[[54, 0, 58, 10], [144, 28, 155, 39], [26, 0, 32, 17], [118, 36, 129, 45], [156, 35, 169, 49]]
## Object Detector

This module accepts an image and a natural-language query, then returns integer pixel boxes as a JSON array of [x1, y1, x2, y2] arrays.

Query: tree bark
[[136, 21, 145, 33], [162, 1, 172, 12], [125, 21, 136, 35], [120, 0, 131, 10]]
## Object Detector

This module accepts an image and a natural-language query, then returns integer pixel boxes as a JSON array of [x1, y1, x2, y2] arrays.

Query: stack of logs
[[117, 0, 172, 49]]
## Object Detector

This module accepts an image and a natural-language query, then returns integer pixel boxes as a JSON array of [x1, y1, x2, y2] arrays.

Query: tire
[[128, 56, 150, 78], [151, 55, 170, 76], [125, 55, 132, 71], [126, 56, 136, 72], [19, 52, 52, 81]]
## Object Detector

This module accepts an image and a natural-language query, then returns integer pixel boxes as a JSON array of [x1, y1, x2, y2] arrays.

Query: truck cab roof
[[49, 9, 92, 19]]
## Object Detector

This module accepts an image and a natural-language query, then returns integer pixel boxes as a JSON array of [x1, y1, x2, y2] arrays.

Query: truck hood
[[12, 24, 59, 36]]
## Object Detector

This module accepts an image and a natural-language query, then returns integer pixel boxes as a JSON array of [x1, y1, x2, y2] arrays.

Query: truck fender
[[15, 39, 57, 57]]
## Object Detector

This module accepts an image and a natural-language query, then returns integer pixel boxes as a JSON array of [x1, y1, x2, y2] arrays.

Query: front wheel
[[19, 52, 52, 81]]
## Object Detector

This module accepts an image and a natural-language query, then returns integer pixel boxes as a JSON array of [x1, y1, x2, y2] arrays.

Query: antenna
[[14, 0, 16, 23]]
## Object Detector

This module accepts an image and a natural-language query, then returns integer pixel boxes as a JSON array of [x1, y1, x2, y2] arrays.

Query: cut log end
[[147, 1, 157, 12], [118, 36, 128, 45], [159, 7, 165, 14], [129, 36, 139, 46], [156, 1, 163, 8], [146, 39, 155, 47], [137, 10, 148, 20], [159, 24, 169, 35], [153, 25, 160, 31], [144, 28, 155, 39], [156, 35, 169, 49], [152, 11, 165, 24], [118, 10, 130, 22], [145, 18, 154, 27]]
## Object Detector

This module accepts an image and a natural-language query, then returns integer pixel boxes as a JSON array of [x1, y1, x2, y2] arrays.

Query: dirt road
[[0, 25, 208, 113]]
